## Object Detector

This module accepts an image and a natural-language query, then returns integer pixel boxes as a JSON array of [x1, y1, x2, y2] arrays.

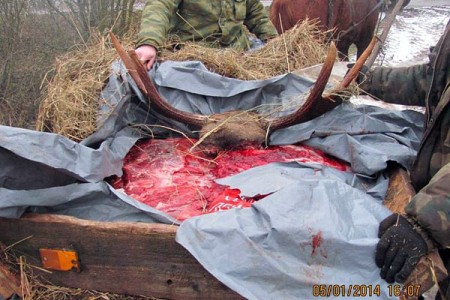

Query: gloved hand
[[346, 63, 369, 84], [375, 214, 430, 283]]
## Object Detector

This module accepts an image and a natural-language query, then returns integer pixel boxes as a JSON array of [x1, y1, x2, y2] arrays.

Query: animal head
[[110, 33, 374, 150]]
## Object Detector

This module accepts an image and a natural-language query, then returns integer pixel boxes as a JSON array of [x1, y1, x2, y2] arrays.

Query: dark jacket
[[361, 21, 450, 249]]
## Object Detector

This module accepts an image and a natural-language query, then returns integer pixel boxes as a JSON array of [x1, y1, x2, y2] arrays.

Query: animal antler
[[268, 36, 376, 131], [110, 32, 208, 128], [110, 33, 373, 148], [268, 41, 337, 131], [338, 36, 377, 89]]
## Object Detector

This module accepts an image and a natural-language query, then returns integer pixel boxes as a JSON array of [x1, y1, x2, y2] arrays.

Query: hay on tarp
[[36, 32, 134, 142], [36, 20, 330, 142], [160, 21, 328, 80]]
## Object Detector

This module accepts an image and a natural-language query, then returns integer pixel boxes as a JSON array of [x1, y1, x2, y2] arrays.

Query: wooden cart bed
[[0, 167, 445, 299]]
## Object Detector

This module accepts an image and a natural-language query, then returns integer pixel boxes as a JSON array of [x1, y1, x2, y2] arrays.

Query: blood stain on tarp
[[311, 231, 323, 257]]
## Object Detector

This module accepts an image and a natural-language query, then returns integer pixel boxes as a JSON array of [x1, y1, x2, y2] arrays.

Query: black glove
[[346, 63, 369, 84], [375, 214, 429, 283]]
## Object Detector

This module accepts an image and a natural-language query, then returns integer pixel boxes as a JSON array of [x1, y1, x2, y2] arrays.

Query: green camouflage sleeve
[[244, 0, 278, 41], [360, 64, 432, 107], [135, 0, 181, 49], [405, 162, 450, 248]]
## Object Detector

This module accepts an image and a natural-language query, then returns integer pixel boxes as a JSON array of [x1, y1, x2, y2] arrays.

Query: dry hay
[[160, 20, 329, 80], [36, 20, 330, 141], [36, 32, 135, 142]]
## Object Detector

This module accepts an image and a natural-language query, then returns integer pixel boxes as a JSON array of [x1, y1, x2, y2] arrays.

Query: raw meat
[[110, 138, 349, 221]]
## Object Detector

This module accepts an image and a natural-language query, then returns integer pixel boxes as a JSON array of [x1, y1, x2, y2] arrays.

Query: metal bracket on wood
[[39, 248, 80, 272]]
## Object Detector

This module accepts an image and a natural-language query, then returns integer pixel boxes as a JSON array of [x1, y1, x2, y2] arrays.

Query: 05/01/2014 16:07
[[312, 283, 421, 297]]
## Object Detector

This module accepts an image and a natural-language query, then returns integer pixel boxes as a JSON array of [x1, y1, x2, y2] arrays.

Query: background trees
[[0, 0, 142, 128], [42, 0, 138, 41]]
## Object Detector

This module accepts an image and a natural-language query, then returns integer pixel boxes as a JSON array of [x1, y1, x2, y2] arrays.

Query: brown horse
[[270, 0, 386, 60]]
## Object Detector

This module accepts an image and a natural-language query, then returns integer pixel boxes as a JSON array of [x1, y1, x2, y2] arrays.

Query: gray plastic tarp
[[177, 162, 394, 299], [0, 60, 425, 299]]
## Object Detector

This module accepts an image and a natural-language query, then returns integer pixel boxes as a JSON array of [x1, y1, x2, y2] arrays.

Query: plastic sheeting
[[177, 163, 394, 299], [0, 60, 425, 299]]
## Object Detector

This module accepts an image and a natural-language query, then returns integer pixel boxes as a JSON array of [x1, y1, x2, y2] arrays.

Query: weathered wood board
[[0, 215, 242, 299]]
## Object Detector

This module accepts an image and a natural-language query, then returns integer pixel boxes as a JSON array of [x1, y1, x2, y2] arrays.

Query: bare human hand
[[135, 44, 157, 70]]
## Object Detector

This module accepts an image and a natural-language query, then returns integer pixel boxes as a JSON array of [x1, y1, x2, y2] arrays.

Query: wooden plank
[[384, 165, 415, 213], [0, 214, 242, 299]]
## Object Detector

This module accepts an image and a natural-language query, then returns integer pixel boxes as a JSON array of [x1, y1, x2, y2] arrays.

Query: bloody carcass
[[110, 138, 350, 221], [107, 34, 375, 221]]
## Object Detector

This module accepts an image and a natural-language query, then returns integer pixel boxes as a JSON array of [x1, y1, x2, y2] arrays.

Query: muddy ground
[[380, 2, 449, 66], [262, 0, 449, 67]]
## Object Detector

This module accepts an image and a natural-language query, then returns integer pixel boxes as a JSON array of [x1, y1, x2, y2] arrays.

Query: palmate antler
[[110, 33, 375, 149]]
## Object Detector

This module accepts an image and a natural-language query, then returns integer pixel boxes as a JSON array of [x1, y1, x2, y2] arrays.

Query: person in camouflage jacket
[[360, 20, 449, 299], [134, 0, 278, 70]]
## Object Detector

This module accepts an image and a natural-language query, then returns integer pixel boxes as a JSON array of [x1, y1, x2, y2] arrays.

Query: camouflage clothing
[[361, 21, 450, 249], [136, 0, 278, 51]]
